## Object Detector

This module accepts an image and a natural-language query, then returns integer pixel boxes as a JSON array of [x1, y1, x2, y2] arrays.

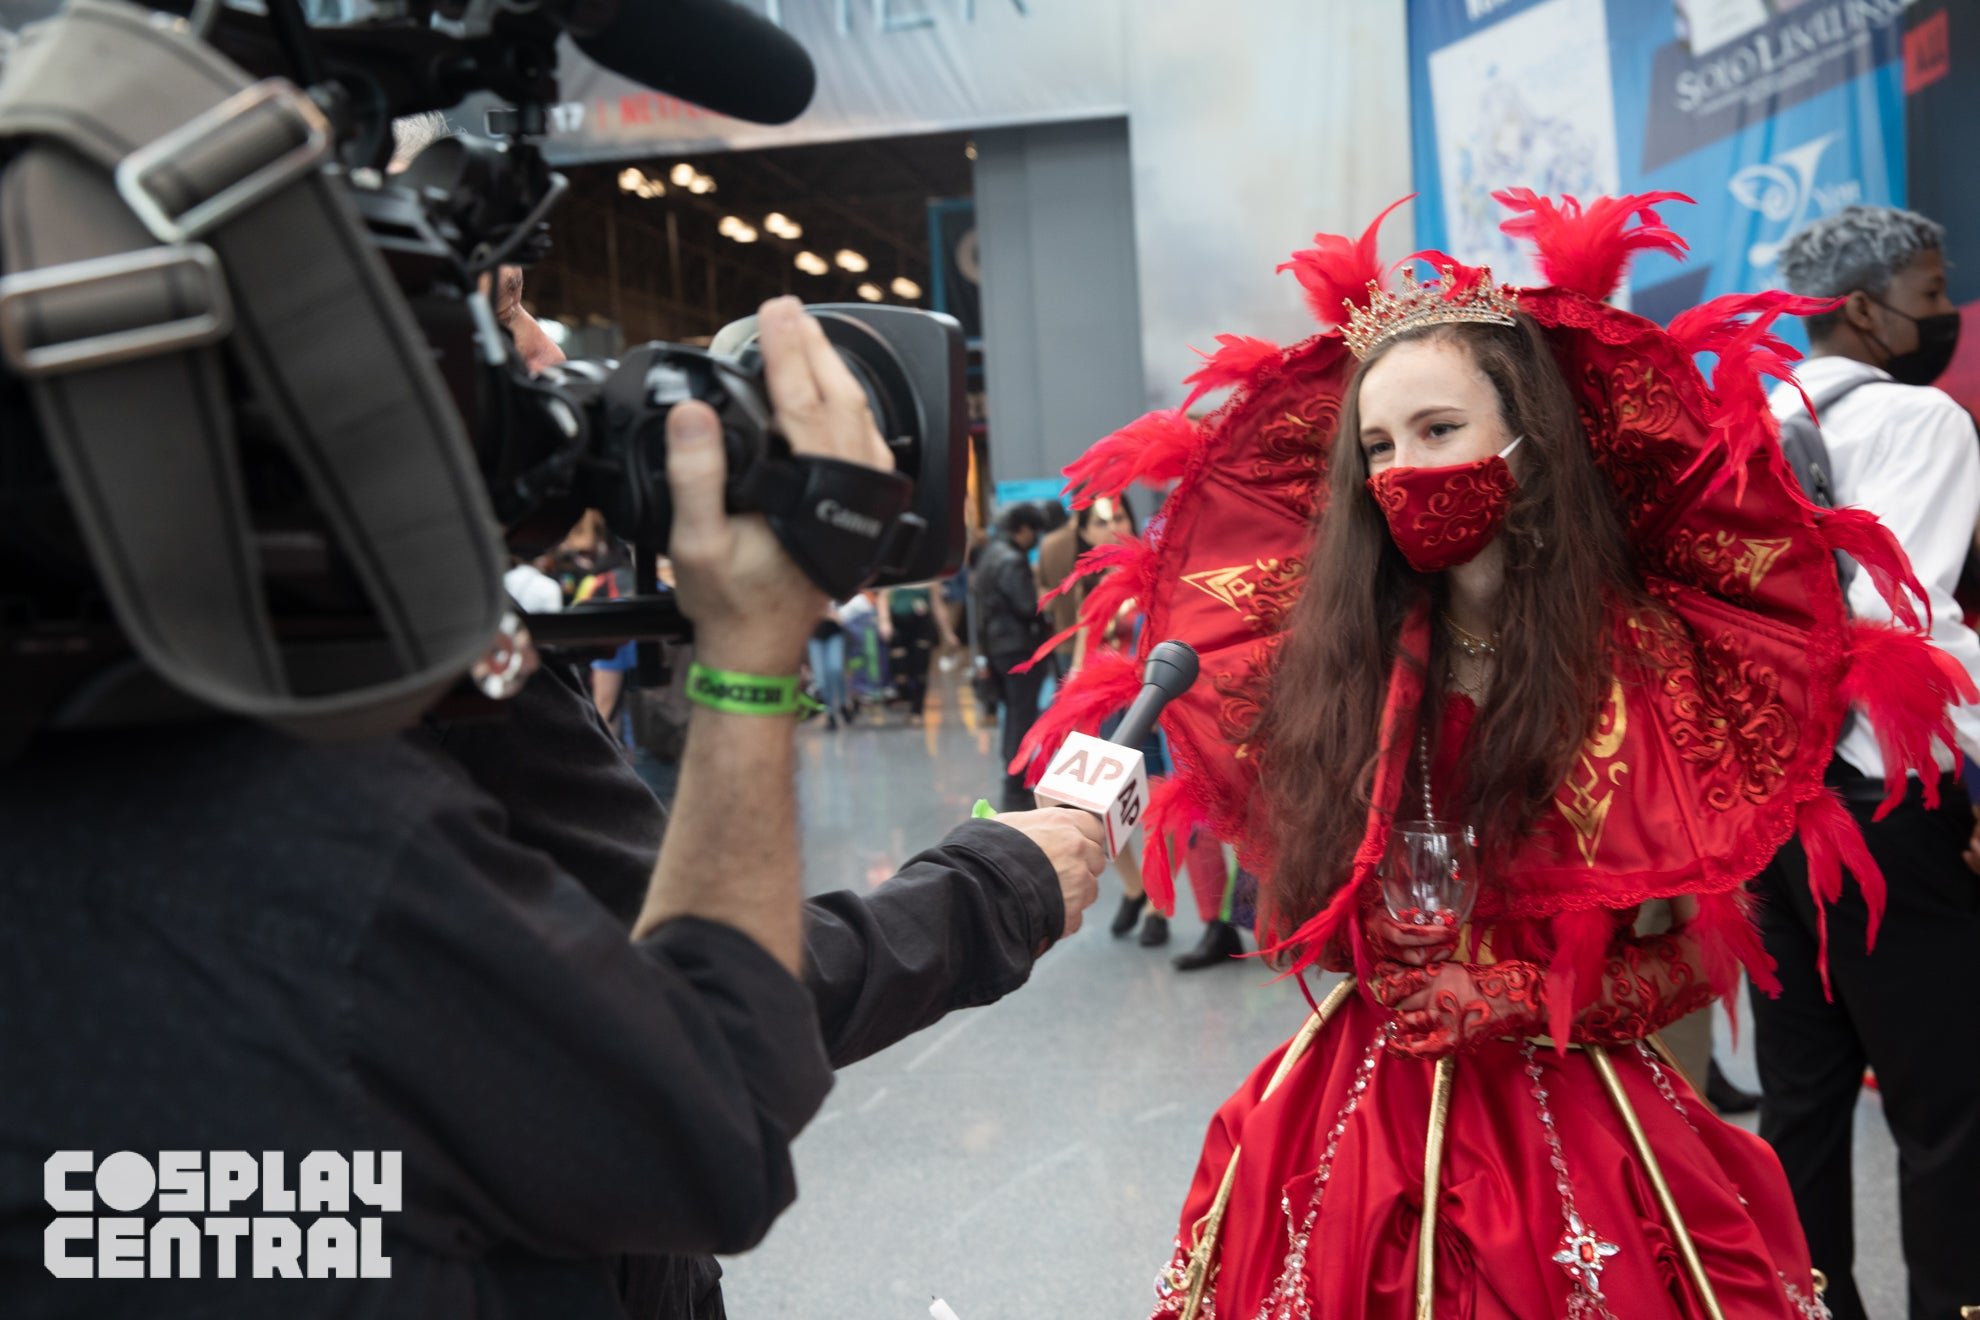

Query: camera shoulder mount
[[0, 0, 506, 738]]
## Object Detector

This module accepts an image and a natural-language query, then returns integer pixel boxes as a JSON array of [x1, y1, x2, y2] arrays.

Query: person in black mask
[[1761, 205, 1980, 1320]]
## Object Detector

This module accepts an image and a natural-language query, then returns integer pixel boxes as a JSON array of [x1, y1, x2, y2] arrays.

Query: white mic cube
[[1032, 730, 1150, 858]]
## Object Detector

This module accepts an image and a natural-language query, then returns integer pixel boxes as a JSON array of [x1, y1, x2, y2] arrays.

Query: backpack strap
[[1778, 372, 1877, 508], [0, 0, 505, 738]]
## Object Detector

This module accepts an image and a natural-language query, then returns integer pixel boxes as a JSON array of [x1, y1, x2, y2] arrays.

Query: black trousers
[[986, 650, 1045, 810], [888, 611, 936, 715], [1752, 762, 1980, 1320]]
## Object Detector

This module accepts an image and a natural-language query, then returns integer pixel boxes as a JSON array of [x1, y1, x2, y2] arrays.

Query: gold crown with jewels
[[1342, 265, 1522, 360]]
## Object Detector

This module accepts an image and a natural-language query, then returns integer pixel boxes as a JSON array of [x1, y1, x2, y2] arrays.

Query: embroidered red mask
[[1366, 436, 1523, 572]]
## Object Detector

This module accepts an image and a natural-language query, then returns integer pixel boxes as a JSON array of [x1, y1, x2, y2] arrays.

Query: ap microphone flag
[[1033, 642, 1199, 857]]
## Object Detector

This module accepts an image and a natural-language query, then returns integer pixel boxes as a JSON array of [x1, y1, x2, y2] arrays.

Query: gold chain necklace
[[1442, 612, 1499, 658]]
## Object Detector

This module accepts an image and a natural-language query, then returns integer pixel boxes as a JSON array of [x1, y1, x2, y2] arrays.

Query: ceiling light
[[669, 162, 696, 186], [638, 180, 664, 199], [617, 167, 646, 193], [890, 276, 922, 300], [855, 282, 884, 302], [718, 215, 742, 237], [835, 249, 869, 273], [795, 251, 829, 276], [764, 212, 802, 240], [687, 174, 715, 195], [964, 141, 977, 160], [731, 224, 758, 243]]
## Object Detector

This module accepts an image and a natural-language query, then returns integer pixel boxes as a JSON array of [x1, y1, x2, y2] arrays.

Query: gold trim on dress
[[1416, 1055, 1456, 1320], [1178, 978, 1355, 1320], [1587, 1044, 1728, 1320]]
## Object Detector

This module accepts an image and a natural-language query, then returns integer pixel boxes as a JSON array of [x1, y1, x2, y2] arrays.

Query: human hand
[[666, 297, 894, 674], [991, 808, 1106, 939], [1366, 911, 1460, 967], [1362, 886, 1459, 967], [1373, 958, 1546, 1058]]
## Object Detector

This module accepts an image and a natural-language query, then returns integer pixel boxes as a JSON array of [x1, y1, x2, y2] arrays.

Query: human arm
[[1371, 900, 1720, 1057], [354, 802, 831, 1256], [590, 662, 625, 727], [801, 809, 1102, 1067], [632, 298, 893, 973]]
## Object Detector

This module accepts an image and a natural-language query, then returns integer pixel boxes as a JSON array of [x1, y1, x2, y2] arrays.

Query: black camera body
[[0, 0, 970, 742]]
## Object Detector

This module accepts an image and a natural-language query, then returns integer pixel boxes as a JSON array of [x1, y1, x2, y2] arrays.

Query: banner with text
[[1408, 0, 1907, 324]]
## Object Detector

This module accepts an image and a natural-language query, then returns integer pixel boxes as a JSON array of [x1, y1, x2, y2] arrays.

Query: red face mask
[[1365, 436, 1523, 573]]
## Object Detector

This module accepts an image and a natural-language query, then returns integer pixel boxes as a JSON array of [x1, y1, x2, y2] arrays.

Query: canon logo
[[815, 499, 883, 539]]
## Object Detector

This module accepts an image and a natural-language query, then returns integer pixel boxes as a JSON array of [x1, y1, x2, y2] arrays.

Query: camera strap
[[0, 0, 505, 737], [735, 453, 923, 601]]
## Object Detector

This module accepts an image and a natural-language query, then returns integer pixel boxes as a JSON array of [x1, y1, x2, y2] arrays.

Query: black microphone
[[572, 0, 818, 126], [1032, 641, 1199, 857], [1111, 640, 1200, 751]]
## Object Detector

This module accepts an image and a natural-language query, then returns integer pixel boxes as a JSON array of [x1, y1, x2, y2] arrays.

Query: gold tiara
[[1341, 265, 1521, 360]]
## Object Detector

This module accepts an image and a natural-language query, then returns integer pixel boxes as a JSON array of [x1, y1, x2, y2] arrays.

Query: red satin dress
[[1150, 698, 1826, 1320]]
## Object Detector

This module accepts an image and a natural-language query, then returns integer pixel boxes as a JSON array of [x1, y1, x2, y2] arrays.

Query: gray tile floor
[[722, 673, 1908, 1319]]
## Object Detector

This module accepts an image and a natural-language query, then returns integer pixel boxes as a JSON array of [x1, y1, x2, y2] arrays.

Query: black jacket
[[427, 665, 1065, 1319], [0, 721, 829, 1319], [971, 535, 1044, 660], [423, 663, 1067, 1072], [0, 670, 1060, 1319]]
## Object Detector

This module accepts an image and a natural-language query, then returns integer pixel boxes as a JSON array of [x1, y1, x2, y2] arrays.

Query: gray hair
[[1778, 205, 1946, 340], [389, 111, 454, 173]]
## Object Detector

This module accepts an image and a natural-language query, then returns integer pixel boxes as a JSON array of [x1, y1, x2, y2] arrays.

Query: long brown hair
[[1252, 314, 1639, 940]]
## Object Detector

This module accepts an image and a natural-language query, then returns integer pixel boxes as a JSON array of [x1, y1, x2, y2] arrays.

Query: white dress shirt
[[1768, 356, 1980, 778]]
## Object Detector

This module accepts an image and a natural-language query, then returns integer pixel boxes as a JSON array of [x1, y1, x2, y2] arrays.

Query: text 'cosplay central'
[[1014, 191, 1975, 1320]]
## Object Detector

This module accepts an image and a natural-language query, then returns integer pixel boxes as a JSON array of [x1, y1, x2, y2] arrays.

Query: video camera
[[0, 0, 968, 749]]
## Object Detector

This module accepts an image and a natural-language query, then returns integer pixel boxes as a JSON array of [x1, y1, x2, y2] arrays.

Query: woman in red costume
[[1016, 192, 1974, 1320]]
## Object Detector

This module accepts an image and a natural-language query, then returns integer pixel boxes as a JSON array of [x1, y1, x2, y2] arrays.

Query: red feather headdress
[[1017, 192, 1974, 1013]]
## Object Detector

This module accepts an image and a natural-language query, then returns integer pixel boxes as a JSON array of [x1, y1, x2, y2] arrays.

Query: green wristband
[[685, 663, 818, 716]]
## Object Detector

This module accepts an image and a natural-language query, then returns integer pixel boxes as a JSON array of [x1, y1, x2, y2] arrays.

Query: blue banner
[[1408, 0, 1908, 328]]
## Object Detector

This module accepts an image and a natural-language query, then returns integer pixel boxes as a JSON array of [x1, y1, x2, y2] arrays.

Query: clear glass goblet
[[1379, 820, 1478, 932]]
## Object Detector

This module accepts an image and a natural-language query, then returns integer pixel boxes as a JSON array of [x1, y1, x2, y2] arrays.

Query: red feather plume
[[1493, 188, 1692, 302], [1685, 888, 1779, 1022], [1007, 648, 1139, 782], [1276, 194, 1412, 327], [1404, 248, 1499, 299], [1061, 409, 1199, 507], [1795, 789, 1887, 998], [1182, 334, 1285, 409], [1140, 774, 1213, 914], [1839, 620, 1979, 816], [1818, 506, 1929, 632], [1545, 908, 1620, 1049], [1666, 290, 1836, 502], [1037, 542, 1143, 609]]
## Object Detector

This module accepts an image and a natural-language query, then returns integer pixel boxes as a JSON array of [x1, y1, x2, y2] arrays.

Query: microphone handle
[[1110, 685, 1171, 753]]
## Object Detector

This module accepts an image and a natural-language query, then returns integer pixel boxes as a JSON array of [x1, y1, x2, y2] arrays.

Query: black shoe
[[1174, 919, 1244, 971], [1706, 1059, 1760, 1115], [1110, 894, 1148, 938], [1138, 913, 1170, 947]]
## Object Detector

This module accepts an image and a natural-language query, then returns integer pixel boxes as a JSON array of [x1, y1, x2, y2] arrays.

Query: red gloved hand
[[1572, 931, 1718, 1045], [1375, 958, 1546, 1058], [1362, 887, 1461, 968]]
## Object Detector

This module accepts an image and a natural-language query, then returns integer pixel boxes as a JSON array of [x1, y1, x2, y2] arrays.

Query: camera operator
[[437, 281, 1107, 1316], [2, 296, 1092, 1317]]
